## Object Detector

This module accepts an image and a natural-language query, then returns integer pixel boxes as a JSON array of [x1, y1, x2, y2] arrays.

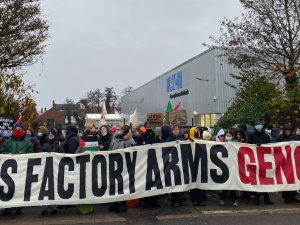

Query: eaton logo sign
[[166, 71, 182, 92]]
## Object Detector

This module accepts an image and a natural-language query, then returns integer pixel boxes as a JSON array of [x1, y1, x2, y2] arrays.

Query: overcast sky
[[26, 0, 243, 111]]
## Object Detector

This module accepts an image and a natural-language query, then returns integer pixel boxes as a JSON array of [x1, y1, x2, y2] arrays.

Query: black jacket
[[276, 124, 299, 142], [137, 131, 160, 146], [161, 125, 171, 143], [98, 133, 113, 151], [38, 134, 48, 147], [270, 128, 281, 143], [247, 128, 271, 145], [30, 138, 42, 153], [63, 125, 79, 154], [55, 124, 65, 143], [166, 134, 185, 142], [42, 138, 64, 153]]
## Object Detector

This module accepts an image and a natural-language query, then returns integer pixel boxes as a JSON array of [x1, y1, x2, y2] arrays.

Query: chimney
[[53, 100, 56, 107], [44, 107, 47, 112], [41, 108, 43, 113]]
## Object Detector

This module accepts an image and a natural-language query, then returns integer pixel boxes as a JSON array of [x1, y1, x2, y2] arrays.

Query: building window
[[194, 115, 200, 125], [200, 115, 205, 127], [211, 114, 216, 127], [205, 114, 210, 127]]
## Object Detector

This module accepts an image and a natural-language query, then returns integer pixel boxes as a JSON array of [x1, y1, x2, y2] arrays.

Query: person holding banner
[[247, 120, 274, 205], [0, 124, 33, 216], [220, 130, 238, 207], [276, 124, 300, 203], [63, 125, 79, 154], [37, 126, 49, 147], [0, 132, 10, 148], [108, 123, 136, 212], [189, 127, 207, 206], [42, 130, 64, 153]]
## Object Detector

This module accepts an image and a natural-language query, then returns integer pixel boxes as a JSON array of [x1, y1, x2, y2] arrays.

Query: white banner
[[1, 140, 300, 207]]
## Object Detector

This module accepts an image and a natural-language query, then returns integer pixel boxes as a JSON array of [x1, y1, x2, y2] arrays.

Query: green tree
[[104, 87, 118, 113]]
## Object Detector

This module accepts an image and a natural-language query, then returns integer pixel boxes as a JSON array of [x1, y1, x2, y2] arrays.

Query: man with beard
[[0, 124, 33, 216]]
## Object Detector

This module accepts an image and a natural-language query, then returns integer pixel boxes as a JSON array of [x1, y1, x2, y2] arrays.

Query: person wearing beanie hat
[[38, 126, 49, 147], [110, 127, 116, 135], [98, 125, 113, 151], [26, 128, 42, 153], [202, 131, 212, 141], [183, 130, 190, 140], [0, 132, 10, 148], [0, 124, 33, 216]]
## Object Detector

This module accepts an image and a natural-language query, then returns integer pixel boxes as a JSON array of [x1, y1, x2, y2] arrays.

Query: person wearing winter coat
[[293, 127, 300, 140], [41, 129, 63, 215], [0, 132, 10, 148], [202, 131, 212, 141], [42, 130, 64, 153], [63, 125, 79, 154], [26, 128, 42, 153], [55, 124, 65, 144], [98, 125, 112, 151], [189, 127, 207, 206], [108, 123, 135, 212], [215, 129, 225, 142], [161, 125, 171, 142], [137, 122, 160, 146], [183, 130, 190, 140], [270, 128, 281, 143], [247, 120, 273, 205], [0, 124, 33, 216], [155, 127, 162, 140], [38, 126, 49, 147], [211, 127, 222, 141], [166, 125, 185, 207], [275, 124, 299, 203], [233, 128, 247, 143], [131, 125, 139, 142], [219, 130, 238, 207]]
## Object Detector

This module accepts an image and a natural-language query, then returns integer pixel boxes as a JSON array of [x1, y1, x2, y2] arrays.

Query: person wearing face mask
[[189, 127, 207, 206], [219, 130, 238, 207], [98, 125, 112, 151], [37, 126, 49, 147], [26, 128, 42, 153], [0, 124, 33, 216], [137, 122, 160, 146], [108, 123, 136, 212], [247, 120, 273, 205], [0, 132, 10, 148]]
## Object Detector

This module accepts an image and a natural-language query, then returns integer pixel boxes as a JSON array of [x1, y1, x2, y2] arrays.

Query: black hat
[[255, 120, 262, 125]]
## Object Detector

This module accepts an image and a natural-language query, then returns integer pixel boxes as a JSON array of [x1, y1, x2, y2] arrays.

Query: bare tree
[[204, 0, 300, 89]]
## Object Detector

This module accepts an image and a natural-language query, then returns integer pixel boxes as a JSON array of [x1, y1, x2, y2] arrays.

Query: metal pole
[[124, 118, 125, 124], [192, 118, 194, 127]]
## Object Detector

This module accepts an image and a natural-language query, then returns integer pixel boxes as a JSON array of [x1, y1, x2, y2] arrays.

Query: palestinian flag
[[80, 136, 99, 152]]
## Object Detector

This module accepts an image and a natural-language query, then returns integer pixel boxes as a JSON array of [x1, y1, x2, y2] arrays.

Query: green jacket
[[0, 137, 33, 154]]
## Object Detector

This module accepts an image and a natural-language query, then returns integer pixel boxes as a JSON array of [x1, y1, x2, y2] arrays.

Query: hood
[[271, 128, 281, 138], [161, 125, 171, 138], [114, 126, 132, 141], [203, 131, 212, 140], [66, 125, 78, 137], [190, 127, 200, 140], [283, 124, 292, 137], [55, 124, 63, 132], [155, 127, 162, 136], [214, 127, 222, 135], [217, 129, 225, 137], [38, 126, 48, 135], [183, 130, 190, 135]]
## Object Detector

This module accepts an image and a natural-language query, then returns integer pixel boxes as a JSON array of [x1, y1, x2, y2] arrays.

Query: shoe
[[233, 201, 238, 207], [51, 210, 58, 214], [200, 201, 207, 206], [264, 199, 274, 205], [115, 205, 127, 212], [290, 197, 300, 203], [254, 198, 260, 205], [15, 209, 22, 215], [284, 198, 291, 203], [192, 202, 199, 206], [220, 200, 225, 206], [1, 208, 11, 216], [42, 210, 48, 215]]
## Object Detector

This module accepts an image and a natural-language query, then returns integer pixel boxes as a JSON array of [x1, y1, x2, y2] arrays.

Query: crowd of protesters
[[0, 120, 300, 216]]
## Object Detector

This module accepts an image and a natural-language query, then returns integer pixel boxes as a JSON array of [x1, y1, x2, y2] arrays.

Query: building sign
[[170, 89, 189, 99], [166, 71, 182, 92]]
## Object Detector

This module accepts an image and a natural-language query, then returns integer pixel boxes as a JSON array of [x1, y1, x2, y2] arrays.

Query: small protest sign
[[84, 119, 97, 127], [146, 113, 164, 127], [0, 117, 14, 134], [168, 110, 187, 126]]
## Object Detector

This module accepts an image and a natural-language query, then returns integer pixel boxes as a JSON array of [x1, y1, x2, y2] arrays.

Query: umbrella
[[231, 124, 254, 131], [231, 124, 239, 129]]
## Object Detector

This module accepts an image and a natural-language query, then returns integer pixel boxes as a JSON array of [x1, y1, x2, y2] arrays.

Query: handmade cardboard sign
[[168, 110, 187, 126], [84, 119, 97, 127], [146, 113, 164, 127]]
